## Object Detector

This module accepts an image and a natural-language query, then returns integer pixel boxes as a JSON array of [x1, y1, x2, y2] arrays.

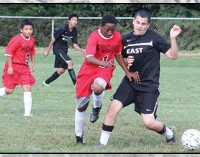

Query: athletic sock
[[45, 71, 60, 84], [99, 124, 114, 145], [24, 92, 32, 115], [68, 69, 76, 85], [0, 87, 6, 96], [75, 108, 86, 137], [92, 91, 104, 108], [157, 125, 173, 140]]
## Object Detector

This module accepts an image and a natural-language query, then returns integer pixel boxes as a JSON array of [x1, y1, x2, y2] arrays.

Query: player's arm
[[43, 37, 56, 57], [6, 56, 13, 75], [115, 54, 140, 83], [86, 56, 114, 68], [165, 25, 182, 60], [73, 43, 85, 53], [30, 55, 35, 72]]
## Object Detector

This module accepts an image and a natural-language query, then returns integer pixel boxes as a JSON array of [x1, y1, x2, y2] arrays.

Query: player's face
[[133, 16, 150, 36], [69, 17, 78, 28], [100, 23, 116, 38], [20, 25, 33, 39]]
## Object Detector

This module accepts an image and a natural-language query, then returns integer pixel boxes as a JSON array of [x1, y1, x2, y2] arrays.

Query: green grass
[[0, 48, 200, 153]]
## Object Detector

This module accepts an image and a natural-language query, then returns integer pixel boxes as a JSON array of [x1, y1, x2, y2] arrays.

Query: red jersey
[[5, 34, 35, 65], [85, 28, 122, 67]]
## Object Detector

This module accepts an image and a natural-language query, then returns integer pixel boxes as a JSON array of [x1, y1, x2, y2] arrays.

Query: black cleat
[[166, 128, 176, 144], [90, 106, 102, 123], [76, 135, 85, 145]]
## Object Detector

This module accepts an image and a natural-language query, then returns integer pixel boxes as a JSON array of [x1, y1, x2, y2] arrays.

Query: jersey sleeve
[[85, 32, 97, 57], [153, 33, 171, 54], [54, 28, 65, 40], [5, 37, 20, 57], [121, 36, 128, 58], [115, 33, 122, 55], [72, 29, 78, 44]]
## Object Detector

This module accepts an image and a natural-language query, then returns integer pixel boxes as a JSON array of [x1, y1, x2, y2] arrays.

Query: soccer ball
[[181, 129, 200, 150]]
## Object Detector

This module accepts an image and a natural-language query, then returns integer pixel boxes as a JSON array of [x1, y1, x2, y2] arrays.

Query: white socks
[[75, 108, 86, 137], [100, 130, 112, 145], [0, 87, 6, 96], [24, 92, 32, 116], [164, 127, 173, 140], [92, 91, 104, 108]]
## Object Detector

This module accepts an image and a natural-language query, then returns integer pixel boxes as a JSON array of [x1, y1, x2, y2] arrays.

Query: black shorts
[[113, 77, 159, 117], [54, 52, 71, 69]]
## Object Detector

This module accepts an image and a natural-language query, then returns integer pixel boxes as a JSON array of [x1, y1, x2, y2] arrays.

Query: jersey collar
[[21, 34, 30, 41], [98, 28, 113, 40]]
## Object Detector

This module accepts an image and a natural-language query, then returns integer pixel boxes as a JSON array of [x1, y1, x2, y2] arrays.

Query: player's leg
[[67, 60, 76, 86], [138, 91, 175, 143], [43, 53, 66, 86], [75, 96, 90, 144], [22, 85, 33, 117], [98, 77, 135, 146], [90, 78, 107, 123]]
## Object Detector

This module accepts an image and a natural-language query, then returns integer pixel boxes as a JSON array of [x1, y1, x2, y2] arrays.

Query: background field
[[0, 48, 200, 153]]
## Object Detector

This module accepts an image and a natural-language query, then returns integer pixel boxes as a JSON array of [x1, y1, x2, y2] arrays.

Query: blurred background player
[[75, 14, 140, 144], [0, 19, 36, 117], [97, 9, 182, 147], [43, 13, 84, 86]]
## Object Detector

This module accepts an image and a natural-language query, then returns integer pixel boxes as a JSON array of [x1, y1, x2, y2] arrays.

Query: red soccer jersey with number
[[5, 34, 35, 65]]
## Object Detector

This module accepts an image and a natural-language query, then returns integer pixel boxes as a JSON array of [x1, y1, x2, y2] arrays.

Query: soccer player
[[97, 10, 182, 146], [0, 19, 36, 117], [75, 14, 140, 144], [43, 13, 84, 86]]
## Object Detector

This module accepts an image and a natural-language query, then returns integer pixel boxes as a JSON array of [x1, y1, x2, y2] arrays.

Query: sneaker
[[90, 106, 102, 123], [76, 135, 85, 144], [166, 128, 175, 144], [24, 114, 33, 117], [96, 143, 105, 148], [43, 81, 50, 87]]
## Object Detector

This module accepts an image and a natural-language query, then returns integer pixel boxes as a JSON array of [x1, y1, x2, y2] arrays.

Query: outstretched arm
[[165, 25, 182, 60], [73, 43, 85, 54], [43, 37, 56, 57]]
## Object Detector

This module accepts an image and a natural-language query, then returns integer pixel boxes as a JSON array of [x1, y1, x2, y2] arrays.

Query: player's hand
[[170, 25, 182, 39], [31, 64, 35, 72], [126, 71, 140, 83], [104, 60, 115, 68], [126, 56, 134, 67], [43, 50, 49, 57], [7, 66, 14, 75]]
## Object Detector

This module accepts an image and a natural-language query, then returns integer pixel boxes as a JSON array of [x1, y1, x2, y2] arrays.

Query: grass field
[[0, 48, 200, 153]]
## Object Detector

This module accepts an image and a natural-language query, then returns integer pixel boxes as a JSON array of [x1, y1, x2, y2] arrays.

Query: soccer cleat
[[42, 81, 50, 87], [166, 128, 176, 144], [76, 135, 85, 145], [24, 114, 33, 117], [90, 106, 102, 123], [95, 143, 105, 148]]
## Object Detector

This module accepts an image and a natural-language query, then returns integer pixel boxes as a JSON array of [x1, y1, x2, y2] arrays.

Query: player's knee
[[142, 115, 155, 130], [77, 102, 89, 112], [92, 78, 107, 95], [57, 68, 65, 74], [67, 61, 73, 69], [5, 88, 14, 94]]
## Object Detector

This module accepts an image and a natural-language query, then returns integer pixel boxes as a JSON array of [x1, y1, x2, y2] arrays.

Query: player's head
[[132, 9, 151, 36], [100, 14, 117, 38], [20, 19, 34, 38], [68, 13, 78, 28]]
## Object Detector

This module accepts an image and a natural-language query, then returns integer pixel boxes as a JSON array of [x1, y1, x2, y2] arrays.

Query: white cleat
[[43, 81, 50, 87], [24, 114, 34, 117]]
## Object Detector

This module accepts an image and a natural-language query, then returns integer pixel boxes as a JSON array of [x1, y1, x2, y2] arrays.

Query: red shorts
[[2, 62, 36, 89], [76, 64, 115, 98]]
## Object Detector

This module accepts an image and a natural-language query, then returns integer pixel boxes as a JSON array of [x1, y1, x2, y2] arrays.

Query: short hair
[[68, 13, 78, 20], [101, 14, 117, 26], [134, 10, 151, 23], [20, 19, 34, 29]]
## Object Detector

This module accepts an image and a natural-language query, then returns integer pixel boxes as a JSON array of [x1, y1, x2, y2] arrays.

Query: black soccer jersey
[[53, 24, 77, 54], [122, 29, 170, 92]]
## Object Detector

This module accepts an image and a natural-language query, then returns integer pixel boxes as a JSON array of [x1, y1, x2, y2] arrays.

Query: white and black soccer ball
[[181, 129, 200, 150]]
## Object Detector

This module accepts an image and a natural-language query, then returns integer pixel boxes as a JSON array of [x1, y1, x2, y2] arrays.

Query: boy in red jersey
[[0, 19, 35, 117], [75, 14, 140, 144]]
